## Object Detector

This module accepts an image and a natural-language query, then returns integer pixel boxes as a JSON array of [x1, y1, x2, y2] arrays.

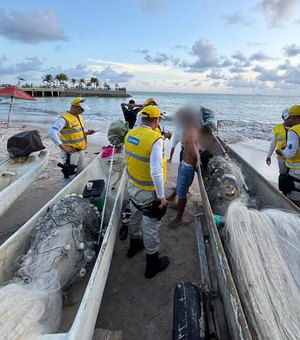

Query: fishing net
[[225, 201, 300, 340], [203, 155, 247, 215], [202, 153, 300, 339], [0, 195, 100, 340]]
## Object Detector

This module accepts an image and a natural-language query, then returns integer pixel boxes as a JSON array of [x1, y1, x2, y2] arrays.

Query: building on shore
[[19, 87, 130, 98]]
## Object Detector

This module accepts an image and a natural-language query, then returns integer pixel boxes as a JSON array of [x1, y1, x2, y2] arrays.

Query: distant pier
[[21, 87, 130, 98]]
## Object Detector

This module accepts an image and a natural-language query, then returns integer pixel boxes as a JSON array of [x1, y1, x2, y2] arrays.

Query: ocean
[[1, 91, 297, 183], [0, 91, 298, 143]]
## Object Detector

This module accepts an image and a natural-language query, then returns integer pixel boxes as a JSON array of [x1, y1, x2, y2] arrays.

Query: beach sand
[[0, 125, 105, 244]]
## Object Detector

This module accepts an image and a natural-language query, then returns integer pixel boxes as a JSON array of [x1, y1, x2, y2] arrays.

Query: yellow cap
[[288, 104, 300, 116], [141, 105, 164, 119], [71, 97, 82, 106], [143, 97, 158, 107]]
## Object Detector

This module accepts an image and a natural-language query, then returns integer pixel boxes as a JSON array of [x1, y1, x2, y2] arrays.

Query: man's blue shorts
[[176, 161, 196, 199]]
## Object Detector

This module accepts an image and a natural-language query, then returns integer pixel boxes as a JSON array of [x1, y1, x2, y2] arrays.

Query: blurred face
[[72, 105, 84, 115], [291, 116, 300, 126], [283, 117, 293, 128]]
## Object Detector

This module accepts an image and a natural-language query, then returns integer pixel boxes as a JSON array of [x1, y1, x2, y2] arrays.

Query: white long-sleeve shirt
[[267, 134, 277, 157], [282, 131, 299, 159], [150, 138, 164, 199], [47, 117, 67, 145]]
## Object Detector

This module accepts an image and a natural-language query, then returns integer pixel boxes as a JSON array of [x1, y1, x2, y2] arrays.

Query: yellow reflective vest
[[60, 112, 87, 150], [125, 126, 167, 191], [286, 124, 300, 169], [273, 123, 287, 159]]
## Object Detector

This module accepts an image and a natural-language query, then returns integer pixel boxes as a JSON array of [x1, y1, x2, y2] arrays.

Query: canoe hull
[[0, 150, 49, 217], [0, 155, 126, 340]]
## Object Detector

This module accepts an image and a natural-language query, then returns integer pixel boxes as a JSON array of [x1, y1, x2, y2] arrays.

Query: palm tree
[[55, 73, 69, 87], [90, 77, 99, 89], [42, 74, 53, 88], [71, 78, 77, 88], [103, 82, 111, 90], [79, 78, 86, 89], [115, 83, 119, 90]]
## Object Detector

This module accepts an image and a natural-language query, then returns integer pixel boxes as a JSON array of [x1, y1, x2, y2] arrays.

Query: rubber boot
[[145, 252, 170, 279], [127, 238, 144, 258]]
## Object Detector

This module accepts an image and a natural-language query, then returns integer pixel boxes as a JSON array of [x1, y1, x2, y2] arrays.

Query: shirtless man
[[168, 108, 200, 228]]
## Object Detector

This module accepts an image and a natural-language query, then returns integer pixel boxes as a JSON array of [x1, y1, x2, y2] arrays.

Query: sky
[[0, 0, 300, 94]]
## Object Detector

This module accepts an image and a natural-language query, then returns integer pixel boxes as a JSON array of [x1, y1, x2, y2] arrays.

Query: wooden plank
[[196, 166, 252, 340], [194, 203, 211, 289], [93, 328, 122, 340], [194, 201, 231, 339]]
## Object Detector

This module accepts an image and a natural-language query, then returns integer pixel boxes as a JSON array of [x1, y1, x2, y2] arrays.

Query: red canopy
[[0, 85, 36, 100]]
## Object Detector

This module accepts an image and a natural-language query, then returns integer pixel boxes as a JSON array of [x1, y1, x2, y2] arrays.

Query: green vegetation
[[41, 74, 116, 90]]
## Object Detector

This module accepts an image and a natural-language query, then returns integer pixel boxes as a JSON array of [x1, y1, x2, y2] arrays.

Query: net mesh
[[0, 195, 100, 339]]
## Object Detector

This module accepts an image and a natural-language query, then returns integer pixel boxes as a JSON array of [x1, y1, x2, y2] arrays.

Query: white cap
[[282, 108, 289, 120], [79, 101, 90, 111]]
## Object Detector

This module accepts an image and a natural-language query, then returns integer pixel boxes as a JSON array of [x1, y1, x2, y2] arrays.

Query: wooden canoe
[[0, 150, 49, 217], [195, 131, 299, 340], [0, 154, 126, 340]]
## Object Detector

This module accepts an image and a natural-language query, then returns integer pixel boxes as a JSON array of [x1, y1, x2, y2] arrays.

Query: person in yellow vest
[[266, 108, 292, 174], [134, 97, 172, 140], [276, 104, 300, 207], [125, 105, 169, 278], [48, 97, 95, 186]]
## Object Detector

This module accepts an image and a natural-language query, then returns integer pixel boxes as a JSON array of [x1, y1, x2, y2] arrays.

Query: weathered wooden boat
[[0, 150, 49, 217], [190, 131, 300, 339], [0, 154, 126, 340]]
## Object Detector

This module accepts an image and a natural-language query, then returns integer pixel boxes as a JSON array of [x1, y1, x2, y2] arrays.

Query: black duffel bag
[[7, 130, 45, 157]]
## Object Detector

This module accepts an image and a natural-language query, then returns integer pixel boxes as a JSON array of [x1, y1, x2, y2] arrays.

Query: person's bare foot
[[168, 203, 178, 210], [168, 218, 182, 229], [166, 194, 176, 203]]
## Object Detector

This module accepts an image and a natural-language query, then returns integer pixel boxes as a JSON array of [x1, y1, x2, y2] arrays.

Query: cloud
[[249, 51, 272, 61], [283, 44, 300, 57], [253, 65, 282, 81], [257, 0, 299, 26], [132, 49, 149, 54], [227, 76, 266, 89], [0, 56, 43, 76], [0, 9, 68, 43], [188, 38, 220, 71], [96, 66, 134, 83], [145, 53, 169, 64], [231, 51, 248, 63], [207, 69, 227, 80], [14, 57, 43, 72], [223, 12, 252, 26]]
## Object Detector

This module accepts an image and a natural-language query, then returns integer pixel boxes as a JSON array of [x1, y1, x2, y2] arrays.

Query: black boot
[[145, 252, 170, 279], [127, 238, 144, 258], [119, 224, 128, 240]]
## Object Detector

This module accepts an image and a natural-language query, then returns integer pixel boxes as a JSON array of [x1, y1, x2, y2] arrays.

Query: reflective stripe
[[127, 171, 154, 186], [276, 137, 286, 141], [286, 161, 300, 167], [62, 137, 86, 144], [60, 128, 83, 134], [125, 149, 150, 162]]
